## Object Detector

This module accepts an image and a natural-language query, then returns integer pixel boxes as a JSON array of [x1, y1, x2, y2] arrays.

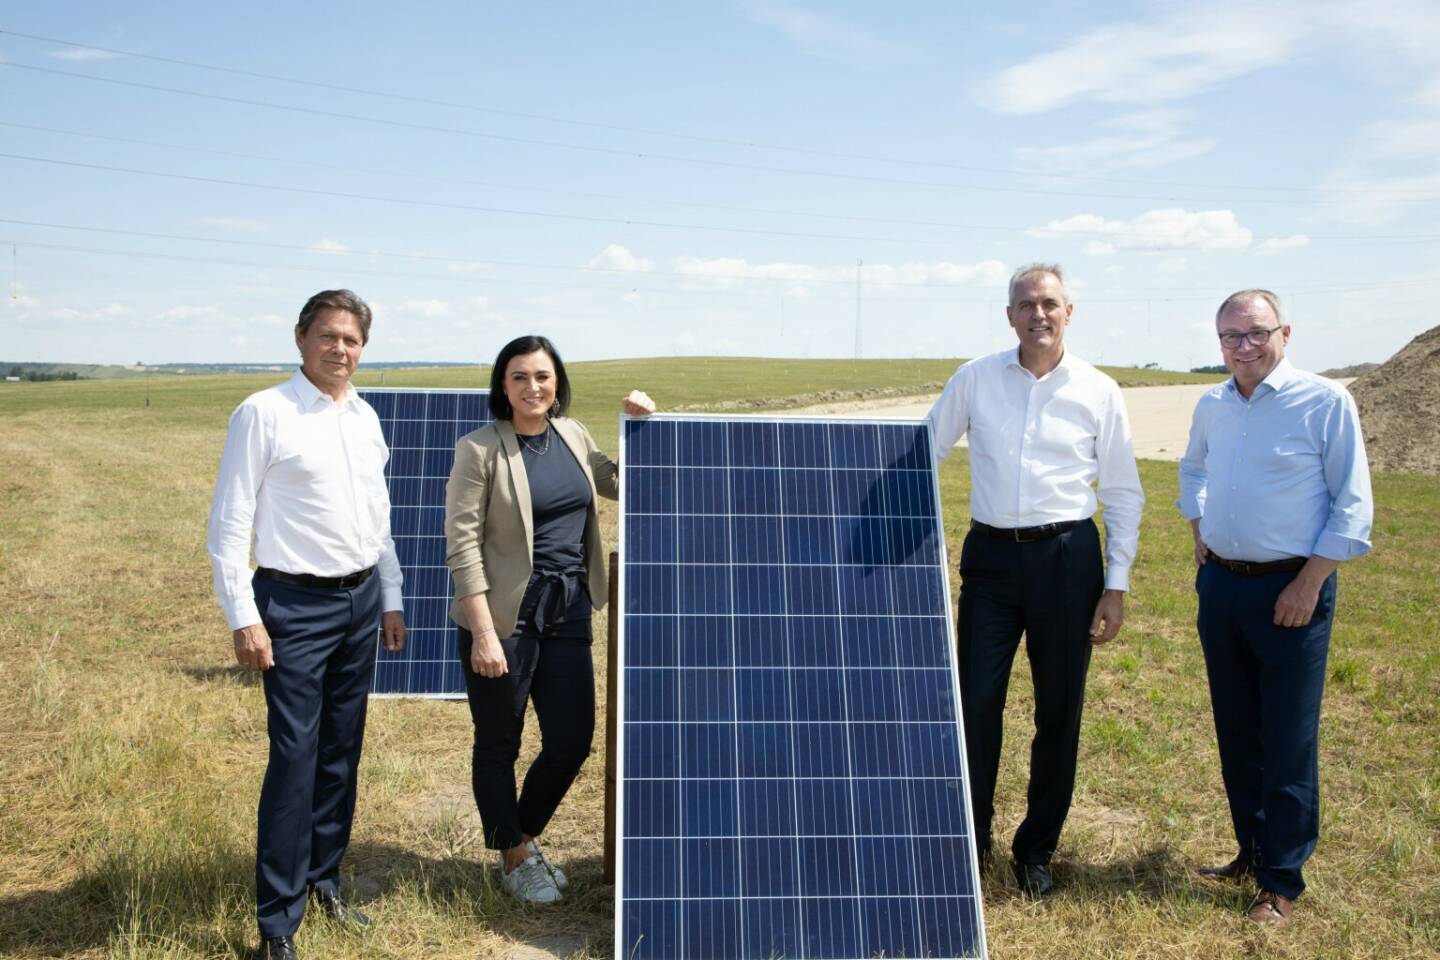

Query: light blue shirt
[[1178, 358, 1373, 563]]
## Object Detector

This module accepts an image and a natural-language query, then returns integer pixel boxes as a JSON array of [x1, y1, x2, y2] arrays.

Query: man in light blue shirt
[[1178, 288, 1372, 929]]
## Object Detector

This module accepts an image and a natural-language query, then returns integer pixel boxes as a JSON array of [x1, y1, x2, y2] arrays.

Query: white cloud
[[48, 47, 120, 61], [1257, 235, 1311, 255], [160, 305, 221, 320], [51, 303, 133, 321], [973, 7, 1300, 114], [397, 299, 450, 318], [309, 239, 351, 254], [1029, 208, 1254, 254], [739, 1, 917, 64], [1014, 109, 1215, 174], [586, 244, 654, 273]]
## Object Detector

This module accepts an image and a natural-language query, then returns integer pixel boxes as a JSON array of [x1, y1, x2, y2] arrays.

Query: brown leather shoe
[[1197, 855, 1252, 880], [1247, 889, 1294, 927]]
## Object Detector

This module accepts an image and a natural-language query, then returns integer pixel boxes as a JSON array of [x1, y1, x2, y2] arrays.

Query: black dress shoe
[[261, 936, 297, 960], [1013, 861, 1054, 896], [1197, 855, 1253, 880], [309, 888, 371, 928]]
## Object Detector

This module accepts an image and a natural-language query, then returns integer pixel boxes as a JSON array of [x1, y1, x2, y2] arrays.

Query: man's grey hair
[[297, 289, 373, 344], [1216, 288, 1285, 327], [1008, 263, 1069, 306]]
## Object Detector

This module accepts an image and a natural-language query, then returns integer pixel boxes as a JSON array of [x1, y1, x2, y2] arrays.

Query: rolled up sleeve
[[1177, 402, 1210, 522], [1312, 391, 1373, 561]]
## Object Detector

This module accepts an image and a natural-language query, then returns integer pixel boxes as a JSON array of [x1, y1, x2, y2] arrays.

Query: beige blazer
[[445, 417, 619, 638]]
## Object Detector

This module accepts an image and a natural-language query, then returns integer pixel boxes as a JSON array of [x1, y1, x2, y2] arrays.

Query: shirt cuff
[[1311, 531, 1371, 562], [1104, 565, 1131, 592], [225, 597, 262, 632], [1175, 496, 1203, 521], [381, 583, 404, 613]]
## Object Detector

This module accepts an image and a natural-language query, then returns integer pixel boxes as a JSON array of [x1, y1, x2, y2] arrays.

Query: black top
[[517, 424, 593, 637]]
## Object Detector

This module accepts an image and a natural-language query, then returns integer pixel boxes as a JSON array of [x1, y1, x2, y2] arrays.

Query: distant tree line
[[6, 366, 85, 382], [1190, 364, 1228, 374]]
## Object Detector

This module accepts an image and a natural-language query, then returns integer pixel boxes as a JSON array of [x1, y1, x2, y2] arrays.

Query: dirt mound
[[1322, 361, 1380, 379], [1350, 325, 1440, 475]]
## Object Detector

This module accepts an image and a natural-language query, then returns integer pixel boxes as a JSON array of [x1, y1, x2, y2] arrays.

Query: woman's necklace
[[518, 424, 551, 456]]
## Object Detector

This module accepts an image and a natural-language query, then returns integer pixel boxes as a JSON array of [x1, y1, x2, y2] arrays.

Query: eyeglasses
[[1218, 325, 1282, 350]]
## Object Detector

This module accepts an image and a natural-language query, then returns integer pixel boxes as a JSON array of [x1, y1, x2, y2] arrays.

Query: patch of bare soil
[[1351, 324, 1440, 475]]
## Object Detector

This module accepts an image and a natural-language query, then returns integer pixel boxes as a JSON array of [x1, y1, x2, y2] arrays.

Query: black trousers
[[1197, 562, 1335, 900], [955, 519, 1103, 865], [458, 624, 595, 851], [254, 573, 379, 939]]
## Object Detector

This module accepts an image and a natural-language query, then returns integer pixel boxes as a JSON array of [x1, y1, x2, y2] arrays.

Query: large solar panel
[[360, 387, 491, 698], [616, 415, 987, 960]]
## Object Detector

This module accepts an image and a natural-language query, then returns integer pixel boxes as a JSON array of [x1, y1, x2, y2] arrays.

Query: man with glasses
[[929, 263, 1144, 896], [1179, 289, 1372, 928]]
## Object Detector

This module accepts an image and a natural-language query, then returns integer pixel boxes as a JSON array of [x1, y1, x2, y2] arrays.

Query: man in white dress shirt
[[208, 289, 407, 960], [928, 263, 1144, 895]]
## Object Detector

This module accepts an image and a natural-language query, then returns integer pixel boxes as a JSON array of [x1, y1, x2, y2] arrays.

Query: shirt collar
[[288, 368, 358, 410], [1225, 356, 1297, 401], [1005, 345, 1071, 381]]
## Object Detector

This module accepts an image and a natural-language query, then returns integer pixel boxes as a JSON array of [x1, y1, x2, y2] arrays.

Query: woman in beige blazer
[[445, 334, 652, 905]]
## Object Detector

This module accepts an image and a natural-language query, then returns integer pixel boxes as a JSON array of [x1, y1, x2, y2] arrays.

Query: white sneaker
[[526, 840, 568, 889], [499, 853, 562, 904]]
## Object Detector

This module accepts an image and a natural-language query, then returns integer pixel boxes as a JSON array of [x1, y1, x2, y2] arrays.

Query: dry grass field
[[1, 358, 1436, 960]]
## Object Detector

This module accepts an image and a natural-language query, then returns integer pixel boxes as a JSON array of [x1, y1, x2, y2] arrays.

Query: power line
[[0, 151, 968, 247], [7, 59, 1436, 208], [8, 120, 1439, 246], [6, 236, 1436, 304], [0, 237, 789, 299], [7, 152, 1439, 256], [0, 26, 1429, 198], [0, 216, 864, 287]]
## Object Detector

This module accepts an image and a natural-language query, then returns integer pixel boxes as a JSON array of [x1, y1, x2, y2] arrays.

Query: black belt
[[255, 565, 376, 590], [1207, 553, 1307, 577], [970, 519, 1082, 543]]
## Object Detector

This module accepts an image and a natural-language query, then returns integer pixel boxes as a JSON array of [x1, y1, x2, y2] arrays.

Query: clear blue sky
[[3, 1, 1438, 371]]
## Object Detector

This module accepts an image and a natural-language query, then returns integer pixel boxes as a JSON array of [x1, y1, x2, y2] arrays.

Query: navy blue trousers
[[955, 519, 1103, 866], [1197, 562, 1335, 900], [458, 624, 595, 851], [254, 573, 380, 938]]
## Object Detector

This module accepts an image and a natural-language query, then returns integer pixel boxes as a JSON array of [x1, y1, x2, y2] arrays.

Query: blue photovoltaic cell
[[617, 415, 987, 960], [360, 388, 491, 698]]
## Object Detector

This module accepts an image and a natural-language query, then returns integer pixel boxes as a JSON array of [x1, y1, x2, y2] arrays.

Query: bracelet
[[477, 626, 498, 639]]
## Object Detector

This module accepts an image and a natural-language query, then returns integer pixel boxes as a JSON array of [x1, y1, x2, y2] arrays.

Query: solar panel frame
[[360, 386, 491, 699], [615, 412, 988, 960]]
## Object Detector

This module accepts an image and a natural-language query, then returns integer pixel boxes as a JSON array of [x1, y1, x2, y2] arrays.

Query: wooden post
[[603, 549, 619, 884]]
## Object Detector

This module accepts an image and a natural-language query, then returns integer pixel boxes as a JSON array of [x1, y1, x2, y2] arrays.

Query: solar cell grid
[[617, 414, 987, 960], [360, 387, 491, 698]]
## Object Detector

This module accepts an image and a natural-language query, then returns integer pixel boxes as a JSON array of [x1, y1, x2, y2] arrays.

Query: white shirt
[[207, 369, 403, 630], [928, 347, 1145, 591]]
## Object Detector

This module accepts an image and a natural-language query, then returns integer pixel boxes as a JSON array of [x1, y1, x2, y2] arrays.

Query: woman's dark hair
[[488, 335, 572, 420]]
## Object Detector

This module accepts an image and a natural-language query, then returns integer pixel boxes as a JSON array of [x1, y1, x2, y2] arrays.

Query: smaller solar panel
[[361, 387, 491, 698]]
